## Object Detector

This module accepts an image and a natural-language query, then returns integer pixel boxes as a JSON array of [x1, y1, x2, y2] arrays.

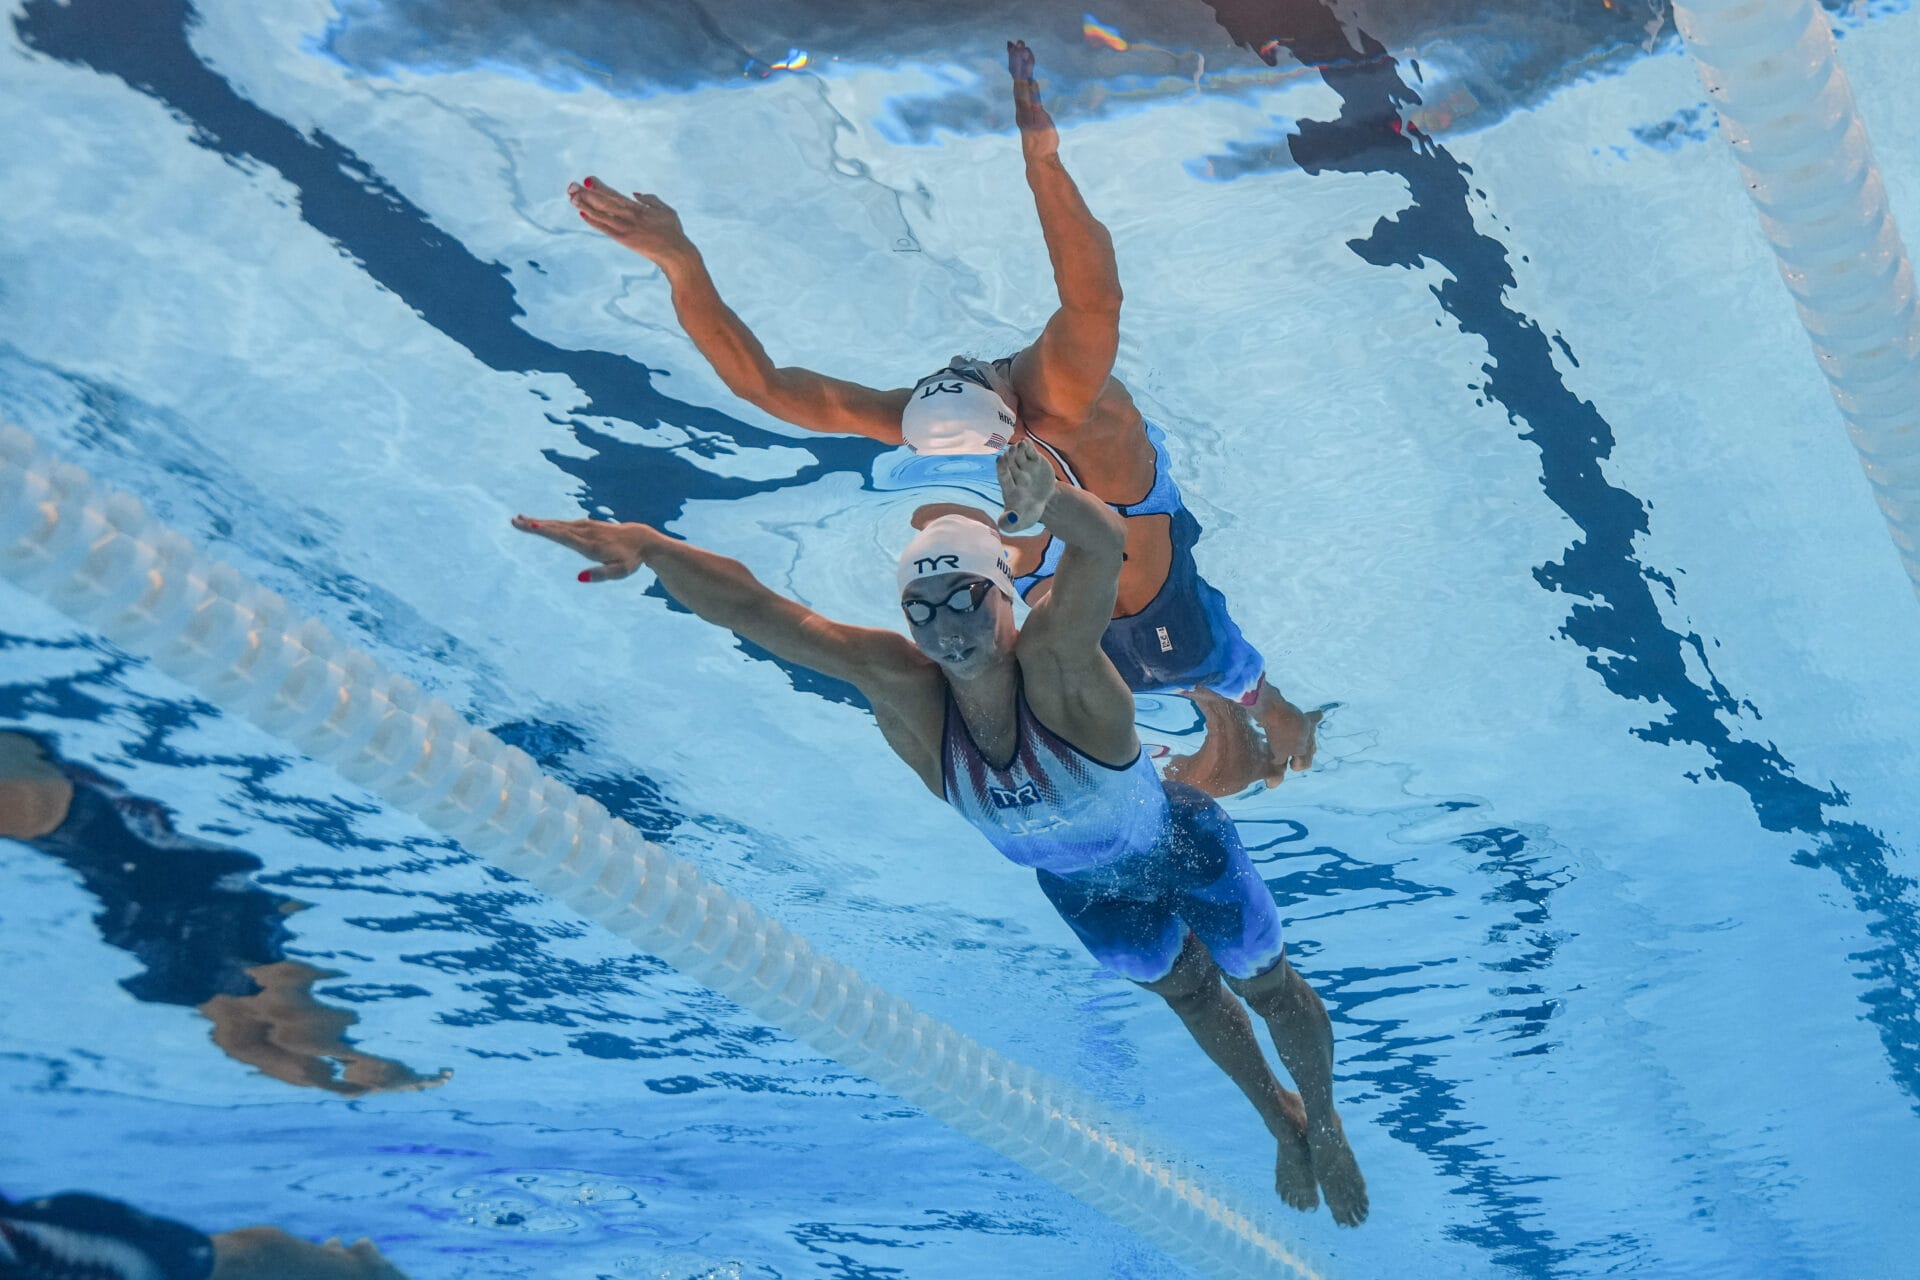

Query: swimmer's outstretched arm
[[567, 179, 912, 444], [509, 515, 922, 694], [1005, 41, 1123, 429]]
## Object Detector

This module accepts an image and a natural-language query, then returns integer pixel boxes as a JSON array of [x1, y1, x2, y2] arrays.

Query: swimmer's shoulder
[[852, 639, 951, 790], [839, 627, 946, 702]]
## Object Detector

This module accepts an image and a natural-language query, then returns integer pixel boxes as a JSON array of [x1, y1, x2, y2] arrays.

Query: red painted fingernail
[[578, 570, 592, 583], [579, 210, 589, 220], [583, 177, 594, 188]]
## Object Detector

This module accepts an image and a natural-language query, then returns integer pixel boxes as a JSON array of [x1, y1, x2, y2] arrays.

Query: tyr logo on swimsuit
[[988, 782, 1040, 809], [914, 554, 961, 574]]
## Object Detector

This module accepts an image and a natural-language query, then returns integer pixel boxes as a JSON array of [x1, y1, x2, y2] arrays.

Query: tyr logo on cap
[[918, 381, 966, 398], [914, 554, 961, 574]]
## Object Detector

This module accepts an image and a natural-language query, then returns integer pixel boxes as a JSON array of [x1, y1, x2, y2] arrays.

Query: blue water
[[4, 1, 1920, 1276]]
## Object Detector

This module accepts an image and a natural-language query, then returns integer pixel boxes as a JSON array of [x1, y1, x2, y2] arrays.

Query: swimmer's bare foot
[[1271, 1091, 1319, 1212], [1307, 1112, 1369, 1226], [1253, 682, 1323, 787], [1163, 687, 1265, 798]]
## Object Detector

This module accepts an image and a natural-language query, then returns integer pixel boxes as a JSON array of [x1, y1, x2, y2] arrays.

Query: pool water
[[3, 1, 1920, 1277]]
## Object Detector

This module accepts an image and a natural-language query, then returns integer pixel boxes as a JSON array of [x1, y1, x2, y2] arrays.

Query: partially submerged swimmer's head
[[902, 359, 1018, 455], [896, 513, 1017, 677]]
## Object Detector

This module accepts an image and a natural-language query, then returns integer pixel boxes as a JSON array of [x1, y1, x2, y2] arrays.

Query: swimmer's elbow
[[1043, 483, 1125, 561], [730, 368, 795, 419], [1065, 279, 1123, 314], [755, 368, 845, 435], [1085, 496, 1127, 558], [1098, 502, 1121, 556]]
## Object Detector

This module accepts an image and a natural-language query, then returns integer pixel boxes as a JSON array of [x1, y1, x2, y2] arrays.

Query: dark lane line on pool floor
[[1203, 0, 1919, 1230], [15, 0, 883, 707], [1248, 810, 1584, 1271]]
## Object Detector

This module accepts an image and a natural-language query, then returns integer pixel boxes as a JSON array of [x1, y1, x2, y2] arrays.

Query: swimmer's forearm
[[656, 248, 785, 403], [1037, 481, 1125, 562], [640, 532, 785, 633], [636, 531, 887, 687], [655, 251, 901, 440], [1024, 156, 1122, 313]]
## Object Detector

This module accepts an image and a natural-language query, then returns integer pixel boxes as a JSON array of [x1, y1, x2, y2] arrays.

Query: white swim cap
[[896, 514, 1017, 601], [901, 375, 1017, 454]]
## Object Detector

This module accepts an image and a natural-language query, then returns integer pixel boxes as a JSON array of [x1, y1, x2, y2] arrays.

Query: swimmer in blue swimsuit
[[565, 40, 1320, 799], [514, 438, 1369, 1225]]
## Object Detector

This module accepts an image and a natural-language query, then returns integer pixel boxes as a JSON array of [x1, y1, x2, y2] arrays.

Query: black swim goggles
[[901, 577, 996, 627]]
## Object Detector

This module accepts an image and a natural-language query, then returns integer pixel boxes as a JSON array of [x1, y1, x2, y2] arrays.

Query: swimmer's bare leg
[[1250, 679, 1322, 787], [1231, 956, 1369, 1226], [1161, 688, 1265, 798], [1141, 933, 1318, 1211]]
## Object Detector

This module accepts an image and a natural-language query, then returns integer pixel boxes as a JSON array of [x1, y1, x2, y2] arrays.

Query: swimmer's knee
[[1224, 953, 1294, 1008], [1143, 969, 1217, 1017], [1141, 940, 1222, 1014]]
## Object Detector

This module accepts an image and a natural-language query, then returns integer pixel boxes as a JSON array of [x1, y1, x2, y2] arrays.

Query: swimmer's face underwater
[[900, 571, 1014, 679]]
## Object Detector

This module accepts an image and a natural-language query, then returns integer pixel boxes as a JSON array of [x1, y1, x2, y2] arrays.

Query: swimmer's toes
[[1278, 1176, 1320, 1213], [1317, 1152, 1369, 1227], [1308, 1120, 1369, 1226], [1274, 1139, 1319, 1213]]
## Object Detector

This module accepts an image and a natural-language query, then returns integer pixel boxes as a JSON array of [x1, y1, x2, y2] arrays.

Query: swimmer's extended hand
[[512, 514, 659, 583], [1007, 40, 1058, 161], [996, 440, 1057, 533], [568, 178, 693, 264]]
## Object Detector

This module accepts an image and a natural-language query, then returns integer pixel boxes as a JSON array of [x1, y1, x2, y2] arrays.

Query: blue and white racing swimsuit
[[941, 668, 1168, 875], [940, 669, 1286, 983]]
